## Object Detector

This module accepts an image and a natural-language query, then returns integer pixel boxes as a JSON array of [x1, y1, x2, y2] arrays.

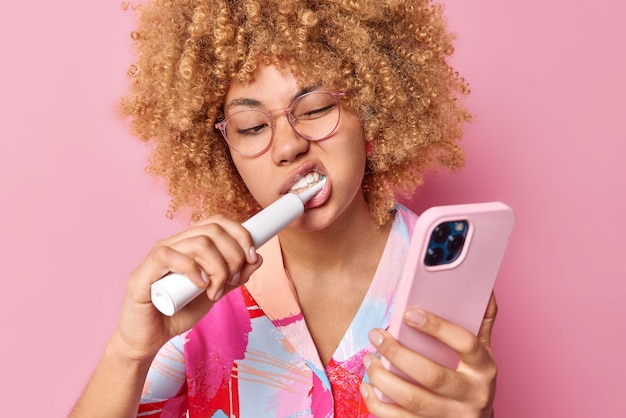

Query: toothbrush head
[[295, 176, 326, 203]]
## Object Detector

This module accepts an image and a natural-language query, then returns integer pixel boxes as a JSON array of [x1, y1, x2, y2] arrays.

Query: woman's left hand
[[360, 293, 498, 418]]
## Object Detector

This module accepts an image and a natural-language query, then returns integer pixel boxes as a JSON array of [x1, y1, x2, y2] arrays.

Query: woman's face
[[223, 63, 369, 232]]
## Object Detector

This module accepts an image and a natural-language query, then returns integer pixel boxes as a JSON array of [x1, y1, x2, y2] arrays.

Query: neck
[[277, 197, 393, 279]]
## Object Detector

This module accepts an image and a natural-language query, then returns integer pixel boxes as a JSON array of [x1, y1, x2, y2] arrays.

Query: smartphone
[[382, 202, 514, 385]]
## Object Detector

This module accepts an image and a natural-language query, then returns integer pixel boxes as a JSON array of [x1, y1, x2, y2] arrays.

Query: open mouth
[[289, 171, 325, 194]]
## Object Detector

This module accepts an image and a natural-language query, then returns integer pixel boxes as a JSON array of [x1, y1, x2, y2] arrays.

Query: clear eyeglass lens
[[224, 92, 340, 156]]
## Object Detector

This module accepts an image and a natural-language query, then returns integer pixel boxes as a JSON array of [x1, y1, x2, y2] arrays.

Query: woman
[[70, 0, 497, 416]]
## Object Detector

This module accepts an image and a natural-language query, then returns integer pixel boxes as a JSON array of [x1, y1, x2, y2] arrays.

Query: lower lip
[[304, 178, 331, 209]]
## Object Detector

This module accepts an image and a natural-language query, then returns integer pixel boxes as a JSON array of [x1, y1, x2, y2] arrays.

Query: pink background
[[1, 1, 624, 416]]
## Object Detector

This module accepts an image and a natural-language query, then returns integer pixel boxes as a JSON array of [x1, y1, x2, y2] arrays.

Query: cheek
[[329, 136, 367, 190], [230, 155, 272, 202], [230, 154, 254, 188], [341, 114, 367, 162], [346, 131, 368, 172], [230, 153, 255, 180]]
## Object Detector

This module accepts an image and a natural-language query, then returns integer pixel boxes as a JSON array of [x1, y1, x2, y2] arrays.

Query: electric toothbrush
[[150, 177, 326, 316]]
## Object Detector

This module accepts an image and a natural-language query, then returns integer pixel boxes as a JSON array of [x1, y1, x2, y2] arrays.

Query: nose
[[270, 111, 310, 164]]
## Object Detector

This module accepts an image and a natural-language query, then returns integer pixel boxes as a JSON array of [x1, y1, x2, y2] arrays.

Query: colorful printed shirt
[[138, 205, 417, 417]]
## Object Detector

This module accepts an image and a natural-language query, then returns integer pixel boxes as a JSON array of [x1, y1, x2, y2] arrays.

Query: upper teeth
[[290, 172, 323, 191]]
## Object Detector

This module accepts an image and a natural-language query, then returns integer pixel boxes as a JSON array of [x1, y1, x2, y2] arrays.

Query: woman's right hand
[[109, 214, 262, 362]]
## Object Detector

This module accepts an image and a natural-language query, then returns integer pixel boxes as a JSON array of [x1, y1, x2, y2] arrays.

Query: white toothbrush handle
[[151, 194, 305, 316]]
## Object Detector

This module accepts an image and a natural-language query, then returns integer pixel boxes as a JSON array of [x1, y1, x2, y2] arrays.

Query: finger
[[368, 329, 465, 401], [162, 253, 263, 330], [197, 216, 259, 265], [174, 230, 247, 299], [364, 352, 445, 417], [360, 382, 425, 418], [477, 292, 498, 347], [164, 288, 216, 335], [403, 308, 495, 371], [194, 248, 263, 305], [129, 245, 208, 304], [233, 253, 264, 286], [163, 215, 258, 264], [156, 252, 264, 338], [171, 220, 254, 283], [145, 227, 247, 301], [173, 253, 265, 332]]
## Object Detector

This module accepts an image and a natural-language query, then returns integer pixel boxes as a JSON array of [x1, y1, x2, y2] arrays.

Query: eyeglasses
[[215, 91, 347, 157]]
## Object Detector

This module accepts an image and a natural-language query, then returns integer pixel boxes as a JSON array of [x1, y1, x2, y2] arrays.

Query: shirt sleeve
[[137, 335, 188, 417]]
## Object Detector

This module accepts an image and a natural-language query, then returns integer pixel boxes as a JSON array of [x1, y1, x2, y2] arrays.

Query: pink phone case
[[381, 202, 514, 392]]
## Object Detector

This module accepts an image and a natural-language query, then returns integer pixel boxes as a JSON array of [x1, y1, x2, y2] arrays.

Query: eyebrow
[[225, 83, 323, 111]]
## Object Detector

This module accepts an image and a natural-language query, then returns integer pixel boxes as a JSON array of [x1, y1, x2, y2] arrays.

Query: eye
[[237, 123, 269, 136], [227, 110, 271, 137], [291, 91, 339, 121], [298, 103, 336, 119]]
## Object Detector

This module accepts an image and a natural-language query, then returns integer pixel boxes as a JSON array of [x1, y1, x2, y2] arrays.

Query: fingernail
[[363, 354, 372, 369], [200, 270, 210, 284], [368, 329, 384, 347], [360, 383, 368, 399], [249, 247, 258, 264], [214, 287, 223, 301], [405, 309, 426, 326], [229, 272, 241, 286]]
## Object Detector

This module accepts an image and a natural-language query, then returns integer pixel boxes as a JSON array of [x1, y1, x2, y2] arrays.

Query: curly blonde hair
[[120, 0, 470, 225]]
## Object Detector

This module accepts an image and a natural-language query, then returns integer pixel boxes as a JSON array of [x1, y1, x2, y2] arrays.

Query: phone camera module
[[424, 220, 469, 266]]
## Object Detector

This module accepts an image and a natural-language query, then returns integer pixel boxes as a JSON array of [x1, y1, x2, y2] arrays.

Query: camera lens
[[425, 247, 444, 266], [432, 224, 450, 244], [447, 234, 465, 253]]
